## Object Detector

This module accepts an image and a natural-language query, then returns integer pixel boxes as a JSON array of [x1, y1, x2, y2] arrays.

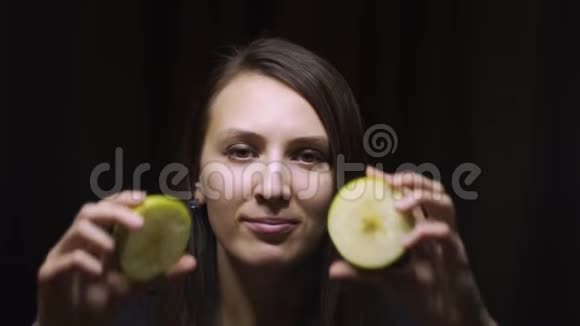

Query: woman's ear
[[194, 181, 206, 205]]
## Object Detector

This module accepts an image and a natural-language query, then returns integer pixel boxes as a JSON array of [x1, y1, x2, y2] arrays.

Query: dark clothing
[[111, 294, 159, 326], [109, 292, 419, 326]]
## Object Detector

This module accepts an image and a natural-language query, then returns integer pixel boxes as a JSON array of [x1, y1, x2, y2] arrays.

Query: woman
[[35, 38, 497, 326]]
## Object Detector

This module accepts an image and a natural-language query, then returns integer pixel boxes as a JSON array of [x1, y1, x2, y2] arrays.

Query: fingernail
[[130, 214, 144, 227], [395, 197, 412, 210], [400, 235, 413, 247], [132, 191, 146, 201]]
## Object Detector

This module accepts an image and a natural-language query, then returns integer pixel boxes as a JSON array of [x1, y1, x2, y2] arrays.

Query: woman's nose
[[250, 160, 292, 202]]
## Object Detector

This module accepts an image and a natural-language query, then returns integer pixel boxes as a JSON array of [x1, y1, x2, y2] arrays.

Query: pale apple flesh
[[328, 176, 412, 269], [114, 195, 192, 281]]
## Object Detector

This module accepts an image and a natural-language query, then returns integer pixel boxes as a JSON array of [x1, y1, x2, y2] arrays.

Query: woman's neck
[[216, 244, 320, 326]]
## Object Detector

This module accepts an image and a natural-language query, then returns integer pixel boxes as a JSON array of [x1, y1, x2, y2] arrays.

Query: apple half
[[114, 195, 192, 281], [328, 176, 413, 269]]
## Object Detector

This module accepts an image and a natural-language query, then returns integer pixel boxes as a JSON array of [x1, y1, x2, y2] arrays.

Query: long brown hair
[[159, 37, 393, 326]]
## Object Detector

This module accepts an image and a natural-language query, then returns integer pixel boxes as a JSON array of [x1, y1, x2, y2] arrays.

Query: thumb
[[135, 254, 197, 294], [329, 260, 367, 281], [329, 260, 399, 287], [165, 254, 197, 280], [120, 255, 197, 297]]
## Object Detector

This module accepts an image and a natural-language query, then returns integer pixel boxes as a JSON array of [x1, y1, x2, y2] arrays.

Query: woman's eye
[[295, 150, 326, 164], [225, 145, 257, 160]]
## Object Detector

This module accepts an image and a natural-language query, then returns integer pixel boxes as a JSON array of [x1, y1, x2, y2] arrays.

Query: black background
[[3, 0, 579, 325]]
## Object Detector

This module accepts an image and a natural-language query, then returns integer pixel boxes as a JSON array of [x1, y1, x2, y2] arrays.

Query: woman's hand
[[35, 191, 196, 326], [329, 166, 497, 326]]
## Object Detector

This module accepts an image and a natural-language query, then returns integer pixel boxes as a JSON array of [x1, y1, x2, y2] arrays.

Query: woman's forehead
[[207, 72, 329, 140]]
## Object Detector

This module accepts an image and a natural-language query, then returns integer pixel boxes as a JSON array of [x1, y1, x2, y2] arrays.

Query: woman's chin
[[237, 241, 302, 268]]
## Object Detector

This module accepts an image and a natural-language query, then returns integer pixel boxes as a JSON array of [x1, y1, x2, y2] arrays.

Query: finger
[[77, 201, 144, 231], [38, 250, 103, 283], [58, 219, 115, 256], [395, 190, 452, 213], [402, 223, 473, 296], [104, 271, 131, 298], [83, 281, 112, 312], [329, 259, 415, 295], [402, 221, 471, 276], [104, 190, 147, 207], [165, 254, 197, 280], [395, 190, 456, 226], [402, 221, 452, 249], [408, 259, 437, 287], [366, 166, 445, 199], [382, 169, 445, 193], [119, 254, 197, 296], [400, 222, 447, 287], [329, 260, 356, 280], [366, 166, 398, 190], [366, 165, 393, 180], [329, 260, 380, 284], [438, 231, 469, 265]]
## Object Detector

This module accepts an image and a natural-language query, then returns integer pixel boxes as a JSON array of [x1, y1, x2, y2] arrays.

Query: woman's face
[[197, 72, 334, 267]]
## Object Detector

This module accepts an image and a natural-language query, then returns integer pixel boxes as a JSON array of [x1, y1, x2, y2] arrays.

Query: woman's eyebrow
[[218, 128, 328, 151], [289, 136, 329, 152], [219, 128, 265, 145]]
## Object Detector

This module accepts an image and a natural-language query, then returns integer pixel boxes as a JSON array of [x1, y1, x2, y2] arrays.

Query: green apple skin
[[114, 195, 192, 281]]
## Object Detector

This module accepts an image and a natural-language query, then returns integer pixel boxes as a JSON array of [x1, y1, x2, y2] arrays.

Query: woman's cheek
[[295, 167, 333, 203], [199, 161, 237, 201], [293, 167, 334, 222], [200, 163, 244, 240]]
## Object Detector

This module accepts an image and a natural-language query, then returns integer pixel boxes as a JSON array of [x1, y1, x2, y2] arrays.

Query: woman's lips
[[241, 217, 299, 235]]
